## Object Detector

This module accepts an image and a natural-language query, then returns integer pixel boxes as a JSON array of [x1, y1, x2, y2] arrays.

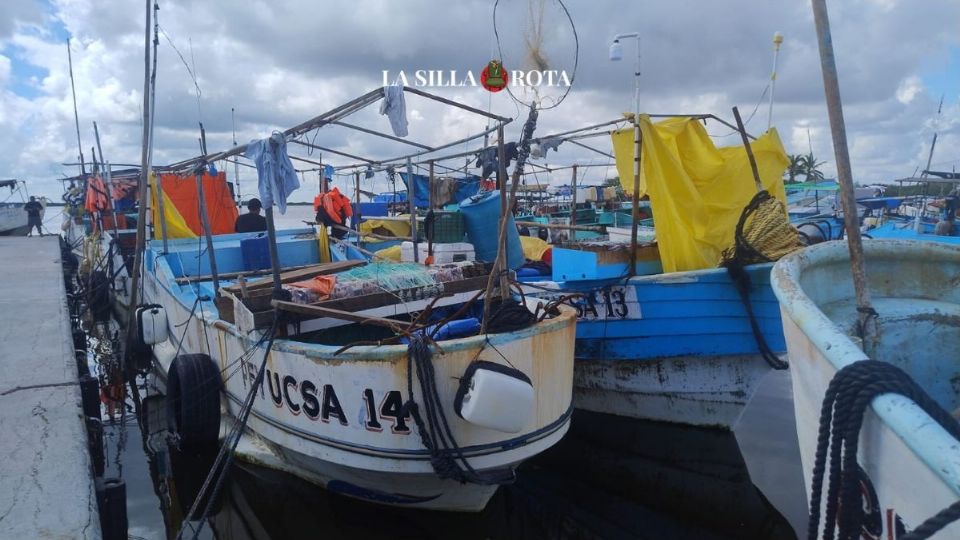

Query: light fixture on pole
[[610, 31, 641, 274], [767, 31, 784, 130]]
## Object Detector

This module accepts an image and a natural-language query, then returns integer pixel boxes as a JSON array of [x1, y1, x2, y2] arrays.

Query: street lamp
[[767, 31, 784, 130], [610, 32, 642, 274]]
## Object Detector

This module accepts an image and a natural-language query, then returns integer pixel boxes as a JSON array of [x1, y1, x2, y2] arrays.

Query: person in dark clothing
[[23, 196, 43, 237], [235, 198, 267, 233]]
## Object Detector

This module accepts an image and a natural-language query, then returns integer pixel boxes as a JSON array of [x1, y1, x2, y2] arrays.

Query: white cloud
[[896, 75, 923, 105], [0, 0, 957, 200]]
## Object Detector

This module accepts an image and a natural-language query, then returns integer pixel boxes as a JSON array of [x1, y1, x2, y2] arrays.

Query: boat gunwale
[[146, 236, 578, 360], [771, 239, 960, 495]]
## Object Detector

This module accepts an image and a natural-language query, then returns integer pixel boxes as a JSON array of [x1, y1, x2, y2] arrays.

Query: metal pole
[[811, 0, 873, 329], [106, 163, 120, 239], [155, 170, 169, 253], [93, 122, 105, 168], [195, 171, 221, 296], [407, 157, 418, 262], [570, 164, 578, 228], [124, 0, 153, 351], [628, 36, 642, 275], [264, 207, 283, 296], [767, 32, 784, 130], [66, 39, 85, 176], [496, 126, 510, 301], [354, 171, 361, 230], [232, 107, 241, 204]]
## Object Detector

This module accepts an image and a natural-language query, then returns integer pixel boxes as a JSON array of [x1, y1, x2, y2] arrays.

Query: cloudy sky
[[0, 0, 958, 202]]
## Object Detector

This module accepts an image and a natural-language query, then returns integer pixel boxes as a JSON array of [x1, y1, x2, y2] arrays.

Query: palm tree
[[799, 152, 826, 183], [785, 154, 805, 183]]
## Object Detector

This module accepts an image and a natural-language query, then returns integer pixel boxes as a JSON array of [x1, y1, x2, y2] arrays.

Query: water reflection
[[139, 387, 794, 540]]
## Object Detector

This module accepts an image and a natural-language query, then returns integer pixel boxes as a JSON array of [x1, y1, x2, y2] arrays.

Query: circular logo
[[481, 60, 508, 92]]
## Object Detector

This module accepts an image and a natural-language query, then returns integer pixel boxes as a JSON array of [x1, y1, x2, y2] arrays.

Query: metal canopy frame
[[163, 86, 513, 178]]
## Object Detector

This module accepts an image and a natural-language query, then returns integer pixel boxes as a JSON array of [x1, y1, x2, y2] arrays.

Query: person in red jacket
[[314, 182, 354, 239]]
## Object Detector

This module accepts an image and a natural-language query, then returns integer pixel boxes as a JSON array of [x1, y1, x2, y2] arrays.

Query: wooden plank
[[313, 275, 489, 312], [223, 260, 364, 293], [175, 263, 316, 285], [272, 300, 405, 331]]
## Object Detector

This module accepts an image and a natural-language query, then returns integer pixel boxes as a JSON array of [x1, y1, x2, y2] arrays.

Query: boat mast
[[66, 39, 85, 176], [124, 0, 155, 353], [811, 0, 875, 338], [232, 107, 241, 204]]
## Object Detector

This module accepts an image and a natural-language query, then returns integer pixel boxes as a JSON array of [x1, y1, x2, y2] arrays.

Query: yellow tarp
[[612, 115, 789, 272], [149, 173, 197, 239], [375, 244, 402, 262], [359, 219, 412, 240], [520, 236, 550, 261]]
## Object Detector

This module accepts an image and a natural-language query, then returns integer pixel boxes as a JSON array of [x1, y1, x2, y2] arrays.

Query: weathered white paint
[[574, 355, 771, 429], [144, 260, 577, 511], [772, 239, 960, 538]]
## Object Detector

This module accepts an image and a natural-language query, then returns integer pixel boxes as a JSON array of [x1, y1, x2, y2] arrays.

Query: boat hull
[[526, 263, 782, 429], [143, 247, 576, 511], [772, 240, 960, 537], [0, 201, 45, 236]]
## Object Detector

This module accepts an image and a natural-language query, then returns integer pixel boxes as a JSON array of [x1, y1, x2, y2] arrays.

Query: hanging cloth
[[244, 132, 300, 214], [379, 83, 409, 137]]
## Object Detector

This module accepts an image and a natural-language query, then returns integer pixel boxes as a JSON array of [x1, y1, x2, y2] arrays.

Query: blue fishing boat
[[524, 242, 784, 430]]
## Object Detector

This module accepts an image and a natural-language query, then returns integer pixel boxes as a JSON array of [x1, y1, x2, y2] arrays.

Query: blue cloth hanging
[[398, 172, 480, 208], [244, 132, 300, 214]]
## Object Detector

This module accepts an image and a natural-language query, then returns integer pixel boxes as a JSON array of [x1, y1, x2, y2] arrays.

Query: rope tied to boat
[[720, 188, 800, 371], [807, 360, 960, 540], [403, 333, 515, 485]]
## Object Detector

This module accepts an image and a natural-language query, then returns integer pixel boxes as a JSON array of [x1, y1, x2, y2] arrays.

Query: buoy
[[454, 361, 534, 433], [136, 304, 169, 347]]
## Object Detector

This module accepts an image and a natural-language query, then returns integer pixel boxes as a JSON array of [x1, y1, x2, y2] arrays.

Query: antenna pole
[[232, 107, 241, 203], [66, 39, 85, 176]]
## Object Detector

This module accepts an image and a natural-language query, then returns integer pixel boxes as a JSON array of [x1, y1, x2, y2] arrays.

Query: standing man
[[23, 196, 43, 237], [235, 198, 267, 233], [315, 180, 354, 239]]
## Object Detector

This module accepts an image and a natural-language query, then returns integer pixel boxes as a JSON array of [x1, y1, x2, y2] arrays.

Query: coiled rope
[[403, 334, 514, 485], [808, 360, 960, 540]]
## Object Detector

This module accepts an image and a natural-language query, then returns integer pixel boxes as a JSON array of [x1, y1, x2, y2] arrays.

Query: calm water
[[91, 203, 810, 539], [96, 353, 807, 540]]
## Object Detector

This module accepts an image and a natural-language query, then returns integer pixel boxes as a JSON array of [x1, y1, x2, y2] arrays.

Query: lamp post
[[767, 31, 784, 130], [610, 32, 642, 274]]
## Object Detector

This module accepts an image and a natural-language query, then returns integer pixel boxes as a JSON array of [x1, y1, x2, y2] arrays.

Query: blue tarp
[[398, 172, 481, 208]]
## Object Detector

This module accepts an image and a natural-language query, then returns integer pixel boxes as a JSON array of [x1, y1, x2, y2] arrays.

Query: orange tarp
[[159, 172, 238, 236]]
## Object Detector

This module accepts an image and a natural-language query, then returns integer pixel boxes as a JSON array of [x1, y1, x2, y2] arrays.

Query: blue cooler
[[241, 234, 271, 271], [460, 190, 524, 269]]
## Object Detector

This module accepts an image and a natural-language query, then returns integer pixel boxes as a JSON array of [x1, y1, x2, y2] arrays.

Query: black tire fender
[[167, 354, 222, 448]]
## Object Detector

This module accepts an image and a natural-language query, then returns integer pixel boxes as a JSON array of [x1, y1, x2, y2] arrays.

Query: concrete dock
[[0, 237, 101, 539]]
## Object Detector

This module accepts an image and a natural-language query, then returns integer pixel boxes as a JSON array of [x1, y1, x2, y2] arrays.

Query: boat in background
[[772, 240, 960, 538], [0, 180, 46, 236]]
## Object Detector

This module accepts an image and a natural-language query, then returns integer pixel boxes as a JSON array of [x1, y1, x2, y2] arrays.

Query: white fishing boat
[[119, 85, 580, 512], [771, 240, 960, 538], [0, 180, 46, 236]]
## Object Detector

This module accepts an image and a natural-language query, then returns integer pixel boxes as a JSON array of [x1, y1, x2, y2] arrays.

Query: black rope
[[808, 360, 960, 540], [721, 191, 788, 370], [177, 316, 281, 540], [402, 334, 514, 485], [486, 298, 536, 333]]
